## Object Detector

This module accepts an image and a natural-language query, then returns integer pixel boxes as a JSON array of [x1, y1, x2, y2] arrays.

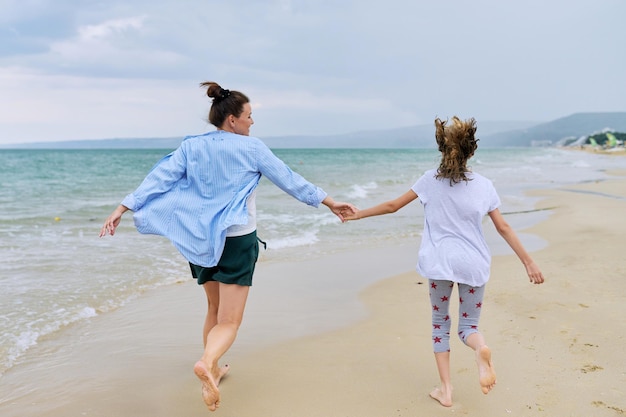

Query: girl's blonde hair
[[434, 116, 479, 185]]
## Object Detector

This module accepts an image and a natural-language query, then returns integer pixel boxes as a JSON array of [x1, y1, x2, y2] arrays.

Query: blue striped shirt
[[121, 131, 327, 267]]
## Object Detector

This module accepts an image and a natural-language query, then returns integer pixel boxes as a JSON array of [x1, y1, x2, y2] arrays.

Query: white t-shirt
[[226, 188, 257, 237], [411, 169, 501, 287]]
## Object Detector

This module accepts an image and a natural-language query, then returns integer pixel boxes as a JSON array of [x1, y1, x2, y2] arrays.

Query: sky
[[1, 0, 625, 145]]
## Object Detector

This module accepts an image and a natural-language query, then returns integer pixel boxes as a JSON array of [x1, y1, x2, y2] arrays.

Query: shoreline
[[1, 170, 625, 416], [563, 145, 626, 156]]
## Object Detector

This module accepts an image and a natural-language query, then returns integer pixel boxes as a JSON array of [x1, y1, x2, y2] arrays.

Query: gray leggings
[[428, 279, 485, 353]]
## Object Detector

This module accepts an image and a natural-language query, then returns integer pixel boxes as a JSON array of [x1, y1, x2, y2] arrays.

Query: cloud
[[42, 16, 191, 78], [0, 67, 209, 141], [0, 0, 625, 144], [76, 17, 145, 41]]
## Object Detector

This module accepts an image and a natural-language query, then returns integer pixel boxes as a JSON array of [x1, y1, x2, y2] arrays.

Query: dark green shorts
[[189, 231, 259, 286]]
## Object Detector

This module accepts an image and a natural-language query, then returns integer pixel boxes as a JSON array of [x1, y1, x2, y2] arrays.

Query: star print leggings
[[428, 279, 485, 353]]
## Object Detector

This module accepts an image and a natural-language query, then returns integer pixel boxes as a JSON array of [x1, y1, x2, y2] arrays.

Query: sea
[[0, 146, 624, 379]]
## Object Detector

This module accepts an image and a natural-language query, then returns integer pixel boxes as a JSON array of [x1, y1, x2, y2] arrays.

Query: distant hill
[[480, 112, 626, 147], [0, 120, 535, 149], [3, 137, 186, 150], [2, 112, 624, 149], [262, 120, 537, 149]]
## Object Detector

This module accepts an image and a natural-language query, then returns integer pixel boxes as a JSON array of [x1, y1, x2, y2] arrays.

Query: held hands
[[322, 197, 357, 223], [340, 207, 360, 221]]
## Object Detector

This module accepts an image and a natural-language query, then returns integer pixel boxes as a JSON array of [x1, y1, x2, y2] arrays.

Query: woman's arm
[[343, 190, 418, 221], [120, 146, 188, 211], [100, 146, 188, 237], [99, 204, 130, 237], [256, 143, 328, 207], [488, 208, 545, 284]]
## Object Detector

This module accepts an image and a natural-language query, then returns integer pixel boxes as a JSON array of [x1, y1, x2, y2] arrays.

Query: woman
[[99, 81, 355, 411], [341, 116, 544, 407]]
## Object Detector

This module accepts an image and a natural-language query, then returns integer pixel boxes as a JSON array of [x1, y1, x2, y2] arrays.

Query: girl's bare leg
[[465, 332, 496, 394], [428, 280, 455, 406], [430, 351, 453, 407]]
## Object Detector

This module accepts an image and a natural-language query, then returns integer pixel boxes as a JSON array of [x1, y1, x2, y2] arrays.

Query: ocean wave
[[0, 306, 99, 377], [263, 230, 319, 250], [346, 182, 378, 199]]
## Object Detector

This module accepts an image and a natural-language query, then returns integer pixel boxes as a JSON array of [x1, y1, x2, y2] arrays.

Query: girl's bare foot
[[429, 385, 453, 407], [476, 345, 496, 394], [194, 360, 220, 411]]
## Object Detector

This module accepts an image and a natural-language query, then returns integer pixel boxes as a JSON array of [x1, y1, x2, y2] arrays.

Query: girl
[[342, 116, 544, 407]]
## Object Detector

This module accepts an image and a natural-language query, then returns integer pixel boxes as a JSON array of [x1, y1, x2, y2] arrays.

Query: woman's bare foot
[[215, 364, 230, 386], [194, 360, 220, 411], [476, 345, 496, 394], [429, 385, 453, 407]]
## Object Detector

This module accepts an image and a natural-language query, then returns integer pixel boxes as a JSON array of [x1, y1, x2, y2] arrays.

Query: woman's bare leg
[[202, 281, 219, 347], [194, 282, 249, 411], [201, 282, 230, 383]]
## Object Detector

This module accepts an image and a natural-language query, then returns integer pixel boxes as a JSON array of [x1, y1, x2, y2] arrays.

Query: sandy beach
[[206, 170, 626, 417], [1, 170, 626, 416]]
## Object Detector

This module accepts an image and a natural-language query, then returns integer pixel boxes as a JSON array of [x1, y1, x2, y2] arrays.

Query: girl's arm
[[488, 208, 545, 284], [344, 190, 418, 221]]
